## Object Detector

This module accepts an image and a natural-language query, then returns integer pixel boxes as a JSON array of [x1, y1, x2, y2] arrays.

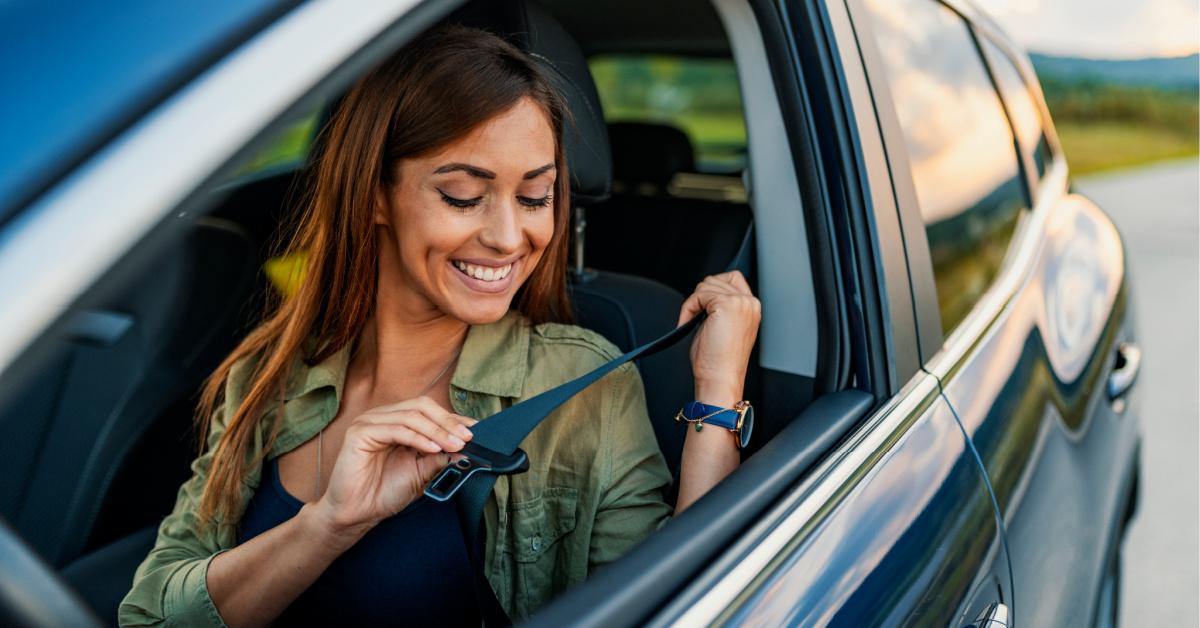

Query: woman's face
[[375, 97, 557, 325]]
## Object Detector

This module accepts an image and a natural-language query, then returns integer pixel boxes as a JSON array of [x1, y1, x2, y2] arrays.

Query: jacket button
[[531, 536, 542, 552]]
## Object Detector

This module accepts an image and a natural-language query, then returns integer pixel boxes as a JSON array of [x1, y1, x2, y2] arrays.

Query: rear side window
[[979, 36, 1054, 181], [589, 55, 746, 174], [863, 0, 1029, 335]]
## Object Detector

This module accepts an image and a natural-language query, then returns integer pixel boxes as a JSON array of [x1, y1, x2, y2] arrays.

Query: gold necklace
[[314, 352, 460, 500]]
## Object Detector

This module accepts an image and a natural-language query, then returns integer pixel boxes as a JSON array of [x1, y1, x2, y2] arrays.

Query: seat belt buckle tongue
[[423, 442, 529, 502]]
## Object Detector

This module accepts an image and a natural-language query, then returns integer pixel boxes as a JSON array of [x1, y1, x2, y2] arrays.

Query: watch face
[[739, 404, 754, 449]]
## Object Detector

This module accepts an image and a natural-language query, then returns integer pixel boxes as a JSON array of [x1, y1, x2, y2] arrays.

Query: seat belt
[[426, 223, 755, 626]]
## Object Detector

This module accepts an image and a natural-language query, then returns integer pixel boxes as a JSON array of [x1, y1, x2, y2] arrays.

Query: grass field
[[1041, 79, 1198, 175], [1056, 121, 1199, 175]]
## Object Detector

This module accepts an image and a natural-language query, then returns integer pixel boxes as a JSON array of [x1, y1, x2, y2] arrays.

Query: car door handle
[[964, 602, 1009, 627], [1107, 342, 1142, 401]]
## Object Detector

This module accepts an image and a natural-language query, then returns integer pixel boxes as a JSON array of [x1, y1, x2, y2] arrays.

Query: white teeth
[[453, 261, 513, 282]]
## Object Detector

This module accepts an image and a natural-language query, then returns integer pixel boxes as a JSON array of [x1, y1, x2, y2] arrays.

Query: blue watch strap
[[680, 401, 740, 430]]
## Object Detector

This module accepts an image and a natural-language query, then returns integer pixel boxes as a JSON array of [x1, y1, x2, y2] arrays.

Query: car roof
[[0, 0, 297, 228]]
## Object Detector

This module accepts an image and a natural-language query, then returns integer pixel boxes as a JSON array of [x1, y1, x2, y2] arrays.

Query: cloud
[[977, 0, 1199, 58]]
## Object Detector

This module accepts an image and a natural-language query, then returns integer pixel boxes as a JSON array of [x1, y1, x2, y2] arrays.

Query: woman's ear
[[372, 186, 392, 226]]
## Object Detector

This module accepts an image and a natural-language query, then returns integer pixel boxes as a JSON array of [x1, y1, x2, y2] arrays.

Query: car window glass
[[980, 37, 1053, 181], [235, 111, 320, 179], [589, 55, 746, 174], [863, 0, 1029, 336]]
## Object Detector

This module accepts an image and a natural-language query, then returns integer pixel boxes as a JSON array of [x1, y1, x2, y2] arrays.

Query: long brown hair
[[196, 25, 573, 525]]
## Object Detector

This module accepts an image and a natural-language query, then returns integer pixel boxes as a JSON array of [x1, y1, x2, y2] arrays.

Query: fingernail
[[449, 435, 466, 448], [456, 426, 473, 440]]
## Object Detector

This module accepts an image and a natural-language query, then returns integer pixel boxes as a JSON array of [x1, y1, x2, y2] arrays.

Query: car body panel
[[709, 375, 1009, 626], [932, 191, 1139, 627]]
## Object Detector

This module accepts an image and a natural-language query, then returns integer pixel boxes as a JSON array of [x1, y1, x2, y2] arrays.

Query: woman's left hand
[[677, 270, 761, 408]]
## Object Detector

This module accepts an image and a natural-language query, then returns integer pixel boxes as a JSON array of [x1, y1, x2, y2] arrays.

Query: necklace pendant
[[694, 422, 704, 432]]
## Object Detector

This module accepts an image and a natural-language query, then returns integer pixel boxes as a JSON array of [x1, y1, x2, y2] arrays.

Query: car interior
[[0, 0, 863, 623]]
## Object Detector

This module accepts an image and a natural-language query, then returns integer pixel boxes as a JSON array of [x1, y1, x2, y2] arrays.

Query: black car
[[0, 0, 1140, 625]]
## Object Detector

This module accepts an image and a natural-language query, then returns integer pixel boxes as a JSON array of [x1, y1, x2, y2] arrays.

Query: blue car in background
[[0, 0, 1140, 626]]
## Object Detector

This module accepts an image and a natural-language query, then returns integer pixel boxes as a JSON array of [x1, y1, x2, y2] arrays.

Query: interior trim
[[715, 0, 820, 379]]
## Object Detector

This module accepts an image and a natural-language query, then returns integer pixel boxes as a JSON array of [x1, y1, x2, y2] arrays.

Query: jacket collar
[[283, 309, 530, 402]]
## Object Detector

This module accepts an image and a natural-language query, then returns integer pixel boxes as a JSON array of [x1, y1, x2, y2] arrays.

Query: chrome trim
[[1106, 342, 1141, 401], [0, 0, 421, 375], [972, 601, 1010, 627], [666, 373, 941, 625]]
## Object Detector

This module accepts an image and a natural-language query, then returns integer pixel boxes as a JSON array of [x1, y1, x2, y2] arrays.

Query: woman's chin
[[445, 300, 515, 326]]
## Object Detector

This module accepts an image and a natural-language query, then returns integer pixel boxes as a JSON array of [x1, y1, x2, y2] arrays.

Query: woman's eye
[[438, 190, 483, 209], [518, 195, 552, 210]]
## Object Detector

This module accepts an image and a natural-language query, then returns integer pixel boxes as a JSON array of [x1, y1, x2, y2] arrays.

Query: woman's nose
[[478, 200, 523, 253]]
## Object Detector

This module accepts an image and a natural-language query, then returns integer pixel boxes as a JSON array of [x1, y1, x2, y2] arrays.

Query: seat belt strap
[[434, 223, 754, 625]]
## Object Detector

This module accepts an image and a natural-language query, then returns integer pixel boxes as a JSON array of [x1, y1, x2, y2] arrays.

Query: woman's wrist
[[298, 501, 372, 556], [693, 380, 743, 410]]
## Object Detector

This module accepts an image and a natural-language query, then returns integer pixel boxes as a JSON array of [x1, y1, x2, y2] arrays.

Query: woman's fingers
[[347, 421, 442, 454], [357, 408, 469, 452]]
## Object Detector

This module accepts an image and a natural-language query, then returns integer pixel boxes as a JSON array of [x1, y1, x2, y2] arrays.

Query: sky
[[974, 0, 1200, 59]]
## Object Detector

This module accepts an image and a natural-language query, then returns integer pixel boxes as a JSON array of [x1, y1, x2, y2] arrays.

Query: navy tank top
[[237, 457, 480, 626]]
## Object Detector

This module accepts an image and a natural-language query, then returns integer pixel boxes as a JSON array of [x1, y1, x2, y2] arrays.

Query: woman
[[120, 25, 759, 627]]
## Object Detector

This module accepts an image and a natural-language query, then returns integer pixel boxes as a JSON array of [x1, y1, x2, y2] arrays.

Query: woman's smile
[[448, 256, 522, 294]]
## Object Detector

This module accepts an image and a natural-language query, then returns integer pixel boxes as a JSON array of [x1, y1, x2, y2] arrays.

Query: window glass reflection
[[980, 37, 1054, 180], [864, 0, 1029, 335]]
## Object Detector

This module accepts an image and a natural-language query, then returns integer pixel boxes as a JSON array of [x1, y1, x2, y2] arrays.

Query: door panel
[[706, 376, 1009, 626], [934, 194, 1139, 626]]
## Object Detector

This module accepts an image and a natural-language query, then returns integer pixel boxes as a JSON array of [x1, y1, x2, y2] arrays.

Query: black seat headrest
[[451, 1, 612, 205], [608, 122, 696, 189]]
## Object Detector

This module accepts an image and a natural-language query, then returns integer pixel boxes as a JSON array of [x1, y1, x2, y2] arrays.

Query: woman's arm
[[203, 504, 363, 627], [674, 270, 760, 513], [120, 393, 476, 627]]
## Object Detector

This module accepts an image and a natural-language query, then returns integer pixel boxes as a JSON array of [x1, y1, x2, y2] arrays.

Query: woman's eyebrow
[[523, 163, 555, 179], [430, 163, 554, 180], [433, 163, 496, 179]]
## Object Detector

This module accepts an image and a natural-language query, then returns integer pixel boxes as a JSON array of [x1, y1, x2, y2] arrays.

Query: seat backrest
[[608, 121, 695, 193], [590, 120, 753, 296], [0, 217, 257, 566], [568, 272, 692, 488]]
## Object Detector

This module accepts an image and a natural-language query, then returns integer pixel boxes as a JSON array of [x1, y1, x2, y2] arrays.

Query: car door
[[619, 0, 1012, 624], [850, 0, 1143, 626]]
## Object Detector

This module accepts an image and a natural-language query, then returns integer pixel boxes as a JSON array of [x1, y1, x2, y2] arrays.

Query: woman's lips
[[448, 257, 520, 294]]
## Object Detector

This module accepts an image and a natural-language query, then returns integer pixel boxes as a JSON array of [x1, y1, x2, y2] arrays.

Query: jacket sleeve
[[117, 402, 236, 627], [587, 362, 674, 571]]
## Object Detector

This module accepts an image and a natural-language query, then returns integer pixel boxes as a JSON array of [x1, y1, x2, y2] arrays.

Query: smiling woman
[[376, 98, 560, 321], [119, 23, 757, 628]]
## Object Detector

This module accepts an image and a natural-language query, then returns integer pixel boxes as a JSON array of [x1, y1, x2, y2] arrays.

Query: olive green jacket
[[118, 310, 673, 626]]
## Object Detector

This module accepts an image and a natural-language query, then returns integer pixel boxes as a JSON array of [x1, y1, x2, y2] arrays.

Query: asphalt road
[[1076, 158, 1199, 627]]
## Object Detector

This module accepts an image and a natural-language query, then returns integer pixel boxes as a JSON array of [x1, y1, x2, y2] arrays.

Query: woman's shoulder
[[527, 319, 624, 369]]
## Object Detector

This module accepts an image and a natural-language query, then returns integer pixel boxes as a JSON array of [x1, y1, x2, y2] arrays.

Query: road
[[1076, 158, 1199, 627]]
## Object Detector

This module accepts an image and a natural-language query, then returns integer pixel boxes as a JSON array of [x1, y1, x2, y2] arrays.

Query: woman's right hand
[[308, 396, 477, 539]]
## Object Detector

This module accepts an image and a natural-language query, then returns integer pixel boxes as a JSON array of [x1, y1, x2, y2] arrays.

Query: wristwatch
[[675, 400, 754, 449]]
